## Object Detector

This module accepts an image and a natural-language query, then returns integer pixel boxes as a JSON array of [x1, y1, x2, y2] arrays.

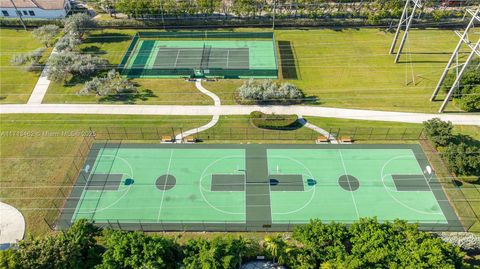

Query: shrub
[[47, 51, 107, 82], [63, 13, 97, 38], [237, 79, 304, 104], [457, 86, 480, 112], [441, 142, 480, 177], [249, 111, 300, 130], [32, 24, 60, 47], [80, 69, 136, 96], [10, 48, 45, 71], [11, 54, 27, 66], [55, 34, 82, 52], [423, 118, 453, 147]]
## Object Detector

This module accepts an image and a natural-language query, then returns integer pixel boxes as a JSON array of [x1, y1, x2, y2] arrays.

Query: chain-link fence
[[89, 126, 426, 142], [44, 127, 480, 233]]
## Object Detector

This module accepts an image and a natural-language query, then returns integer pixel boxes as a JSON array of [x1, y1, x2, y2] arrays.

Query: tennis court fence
[[51, 218, 474, 233], [43, 127, 480, 233], [89, 126, 427, 142]]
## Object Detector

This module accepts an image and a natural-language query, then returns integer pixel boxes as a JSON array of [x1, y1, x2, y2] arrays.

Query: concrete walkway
[[175, 80, 221, 141], [27, 48, 57, 105], [297, 116, 338, 143], [1, 104, 478, 126], [0, 202, 25, 245]]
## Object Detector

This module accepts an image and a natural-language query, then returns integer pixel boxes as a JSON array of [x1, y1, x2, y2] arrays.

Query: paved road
[[1, 104, 479, 125]]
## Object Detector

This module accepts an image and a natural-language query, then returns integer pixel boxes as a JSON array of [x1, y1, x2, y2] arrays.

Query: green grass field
[[0, 29, 51, 103], [41, 28, 476, 112]]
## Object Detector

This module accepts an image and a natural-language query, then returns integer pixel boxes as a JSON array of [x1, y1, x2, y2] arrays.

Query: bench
[[340, 136, 353, 143], [161, 136, 174, 143], [183, 136, 197, 143], [316, 136, 329, 144]]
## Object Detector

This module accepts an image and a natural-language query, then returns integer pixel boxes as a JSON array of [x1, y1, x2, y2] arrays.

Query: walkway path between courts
[[1, 104, 479, 126], [297, 116, 338, 143], [175, 80, 220, 141]]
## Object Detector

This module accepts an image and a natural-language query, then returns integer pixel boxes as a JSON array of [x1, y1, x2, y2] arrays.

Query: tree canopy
[[63, 13, 97, 38], [47, 52, 107, 82], [423, 118, 454, 147], [32, 25, 60, 47], [237, 79, 304, 104], [0, 218, 470, 268]]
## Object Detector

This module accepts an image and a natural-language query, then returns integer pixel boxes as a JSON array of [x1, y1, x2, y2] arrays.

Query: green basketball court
[[58, 144, 462, 232]]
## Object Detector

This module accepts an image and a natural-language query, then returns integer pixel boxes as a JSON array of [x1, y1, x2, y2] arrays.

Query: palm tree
[[263, 235, 288, 265]]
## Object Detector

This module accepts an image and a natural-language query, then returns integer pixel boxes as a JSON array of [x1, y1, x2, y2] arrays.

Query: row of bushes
[[1, 218, 477, 268], [423, 118, 479, 183], [0, 15, 466, 29], [236, 79, 304, 105]]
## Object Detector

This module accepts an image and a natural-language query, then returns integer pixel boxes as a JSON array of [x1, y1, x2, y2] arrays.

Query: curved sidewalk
[[175, 80, 221, 141], [0, 104, 479, 126]]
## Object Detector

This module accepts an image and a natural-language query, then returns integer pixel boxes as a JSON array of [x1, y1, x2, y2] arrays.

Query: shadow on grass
[[98, 89, 157, 104], [451, 134, 480, 147], [278, 40, 298, 80], [85, 33, 131, 43], [80, 45, 107, 56]]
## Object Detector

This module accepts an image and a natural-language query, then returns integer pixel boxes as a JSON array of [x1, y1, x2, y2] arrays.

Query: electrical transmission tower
[[430, 8, 479, 113], [390, 0, 422, 63]]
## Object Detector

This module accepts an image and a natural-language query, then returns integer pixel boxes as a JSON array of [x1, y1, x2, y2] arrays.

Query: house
[[0, 0, 71, 19]]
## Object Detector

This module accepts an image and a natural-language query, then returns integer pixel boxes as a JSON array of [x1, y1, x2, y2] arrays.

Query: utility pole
[[431, 8, 479, 105], [389, 0, 422, 63], [9, 0, 27, 31], [438, 39, 479, 113]]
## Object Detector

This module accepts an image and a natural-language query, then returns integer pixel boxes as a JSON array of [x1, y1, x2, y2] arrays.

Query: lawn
[[42, 28, 478, 112], [0, 114, 211, 236], [0, 29, 51, 103]]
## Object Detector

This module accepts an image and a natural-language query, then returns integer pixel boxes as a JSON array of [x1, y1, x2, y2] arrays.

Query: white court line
[[338, 150, 360, 219], [73, 155, 134, 216], [226, 49, 230, 69], [268, 155, 316, 215], [157, 149, 174, 222], [380, 155, 444, 216], [173, 50, 181, 68], [72, 147, 106, 221]]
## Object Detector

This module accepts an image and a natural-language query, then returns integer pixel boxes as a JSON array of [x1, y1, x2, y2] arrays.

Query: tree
[[422, 118, 454, 147], [442, 142, 480, 177], [55, 34, 82, 52], [289, 218, 465, 269], [97, 230, 181, 269], [291, 220, 350, 268], [458, 86, 480, 112], [11, 220, 102, 269], [80, 69, 136, 96], [183, 236, 257, 269], [32, 25, 60, 47], [47, 52, 107, 82], [63, 13, 97, 38], [263, 235, 291, 265]]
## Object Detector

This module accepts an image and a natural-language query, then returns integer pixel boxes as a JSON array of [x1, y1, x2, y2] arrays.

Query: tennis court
[[119, 32, 278, 78], [58, 144, 462, 231]]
